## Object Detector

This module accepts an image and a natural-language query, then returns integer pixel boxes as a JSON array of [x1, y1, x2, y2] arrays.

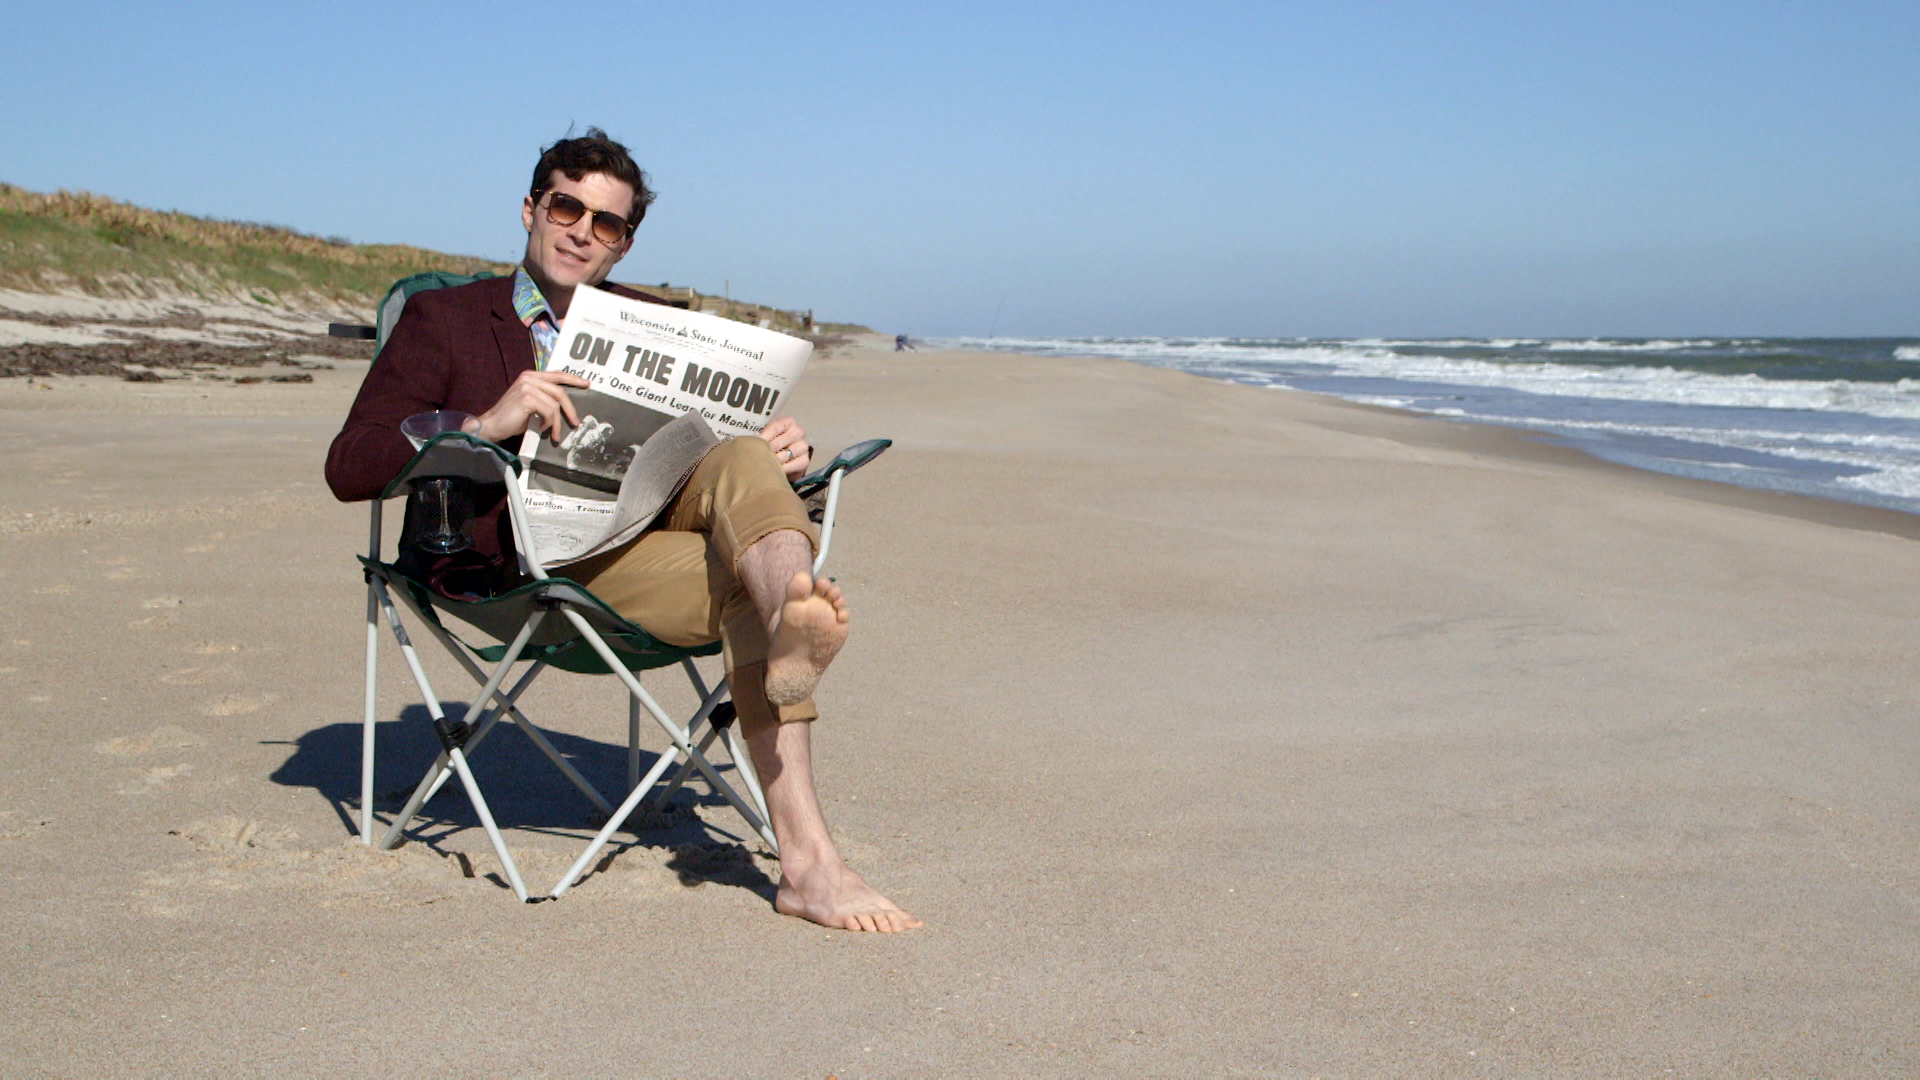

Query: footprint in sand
[[95, 724, 206, 756], [201, 691, 275, 716], [169, 815, 298, 851], [160, 664, 237, 686], [93, 554, 140, 580], [142, 596, 183, 609], [140, 817, 466, 914], [116, 763, 193, 795], [189, 532, 230, 552], [34, 583, 72, 595], [129, 613, 177, 629], [191, 641, 241, 655]]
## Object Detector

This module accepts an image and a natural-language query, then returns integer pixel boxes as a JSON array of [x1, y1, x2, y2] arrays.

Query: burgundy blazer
[[325, 275, 664, 590]]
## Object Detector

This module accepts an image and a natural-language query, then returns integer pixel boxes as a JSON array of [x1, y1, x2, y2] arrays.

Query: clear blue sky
[[2, 1, 1914, 337]]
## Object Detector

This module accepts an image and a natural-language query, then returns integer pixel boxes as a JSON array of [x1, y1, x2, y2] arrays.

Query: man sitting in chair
[[325, 128, 920, 933]]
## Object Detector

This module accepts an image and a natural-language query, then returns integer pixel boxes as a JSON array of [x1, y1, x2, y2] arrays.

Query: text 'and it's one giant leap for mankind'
[[549, 287, 811, 440]]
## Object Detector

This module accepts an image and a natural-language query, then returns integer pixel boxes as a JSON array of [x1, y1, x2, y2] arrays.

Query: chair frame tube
[[369, 577, 537, 901], [361, 500, 384, 843]]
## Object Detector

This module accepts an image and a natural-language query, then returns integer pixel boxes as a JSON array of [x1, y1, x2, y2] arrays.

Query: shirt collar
[[511, 266, 555, 329]]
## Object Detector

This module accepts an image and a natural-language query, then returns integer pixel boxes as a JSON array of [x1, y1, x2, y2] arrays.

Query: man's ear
[[521, 195, 536, 233]]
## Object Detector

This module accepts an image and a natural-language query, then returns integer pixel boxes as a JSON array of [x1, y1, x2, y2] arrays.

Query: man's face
[[520, 170, 636, 296]]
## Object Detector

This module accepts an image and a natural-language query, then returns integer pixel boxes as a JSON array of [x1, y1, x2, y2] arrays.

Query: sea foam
[[940, 334, 1920, 516]]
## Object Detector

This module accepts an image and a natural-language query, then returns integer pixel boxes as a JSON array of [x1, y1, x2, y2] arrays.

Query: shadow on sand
[[266, 703, 774, 898]]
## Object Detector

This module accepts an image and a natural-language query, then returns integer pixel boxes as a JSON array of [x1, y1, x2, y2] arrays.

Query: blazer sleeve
[[324, 295, 454, 502]]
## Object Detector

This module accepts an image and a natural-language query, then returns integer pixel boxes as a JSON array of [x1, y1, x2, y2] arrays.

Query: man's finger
[[523, 381, 578, 434], [521, 369, 589, 387]]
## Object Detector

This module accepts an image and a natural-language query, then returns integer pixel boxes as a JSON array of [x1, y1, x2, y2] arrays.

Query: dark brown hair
[[530, 127, 655, 226]]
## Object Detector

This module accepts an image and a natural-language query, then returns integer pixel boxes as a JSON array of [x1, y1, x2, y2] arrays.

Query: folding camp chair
[[356, 423, 890, 903]]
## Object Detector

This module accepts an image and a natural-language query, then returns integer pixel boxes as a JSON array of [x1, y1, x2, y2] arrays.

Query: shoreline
[[9, 279, 1907, 540], [937, 334, 1920, 532], [1284, 383, 1920, 543], [945, 337, 1920, 543]]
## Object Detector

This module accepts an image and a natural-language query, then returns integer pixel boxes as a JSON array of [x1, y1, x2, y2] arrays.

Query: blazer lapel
[[489, 282, 536, 382]]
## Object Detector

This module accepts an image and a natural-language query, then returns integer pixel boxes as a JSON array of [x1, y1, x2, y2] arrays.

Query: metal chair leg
[[628, 695, 641, 794]]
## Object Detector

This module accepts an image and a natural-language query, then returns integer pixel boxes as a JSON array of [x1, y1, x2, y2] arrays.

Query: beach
[[3, 311, 1918, 1074]]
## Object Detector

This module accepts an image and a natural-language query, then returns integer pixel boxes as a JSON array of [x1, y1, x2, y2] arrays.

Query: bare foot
[[764, 571, 849, 706], [775, 858, 923, 932]]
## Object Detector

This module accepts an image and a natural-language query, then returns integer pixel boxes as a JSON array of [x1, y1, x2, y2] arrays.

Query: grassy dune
[[0, 184, 507, 309], [0, 185, 868, 336]]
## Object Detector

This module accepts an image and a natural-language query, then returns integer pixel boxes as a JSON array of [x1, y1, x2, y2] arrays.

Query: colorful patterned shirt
[[511, 267, 560, 370]]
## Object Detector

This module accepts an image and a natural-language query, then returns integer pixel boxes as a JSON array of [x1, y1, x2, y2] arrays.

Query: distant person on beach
[[325, 128, 920, 933], [894, 334, 915, 351]]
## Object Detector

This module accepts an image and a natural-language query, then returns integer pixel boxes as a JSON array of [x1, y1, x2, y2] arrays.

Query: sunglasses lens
[[588, 211, 628, 245], [544, 191, 586, 226]]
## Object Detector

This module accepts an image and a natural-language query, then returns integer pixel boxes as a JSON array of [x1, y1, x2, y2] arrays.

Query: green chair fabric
[[364, 556, 718, 676], [374, 270, 500, 355]]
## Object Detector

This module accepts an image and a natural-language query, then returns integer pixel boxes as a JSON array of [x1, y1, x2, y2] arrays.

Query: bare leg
[[739, 710, 922, 932], [736, 530, 848, 705], [733, 528, 917, 931]]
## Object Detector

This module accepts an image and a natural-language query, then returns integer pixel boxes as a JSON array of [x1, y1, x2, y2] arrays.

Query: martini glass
[[400, 411, 478, 553], [400, 410, 476, 450]]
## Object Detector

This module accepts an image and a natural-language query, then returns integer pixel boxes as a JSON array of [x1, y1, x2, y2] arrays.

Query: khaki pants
[[571, 436, 819, 727]]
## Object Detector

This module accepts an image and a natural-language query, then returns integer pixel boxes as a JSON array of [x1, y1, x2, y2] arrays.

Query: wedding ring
[[781, 448, 793, 462]]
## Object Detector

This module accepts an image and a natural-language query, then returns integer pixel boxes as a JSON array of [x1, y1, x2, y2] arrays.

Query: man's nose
[[561, 207, 595, 243]]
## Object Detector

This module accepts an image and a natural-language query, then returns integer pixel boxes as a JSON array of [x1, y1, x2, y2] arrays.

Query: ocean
[[938, 335, 1920, 517]]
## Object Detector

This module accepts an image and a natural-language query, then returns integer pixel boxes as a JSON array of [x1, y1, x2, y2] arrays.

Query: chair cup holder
[[404, 476, 476, 554]]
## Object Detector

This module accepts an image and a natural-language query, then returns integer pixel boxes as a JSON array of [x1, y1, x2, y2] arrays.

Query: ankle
[[777, 842, 841, 876]]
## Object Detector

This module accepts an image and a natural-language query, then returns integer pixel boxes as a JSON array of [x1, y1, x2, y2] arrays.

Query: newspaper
[[517, 285, 813, 566]]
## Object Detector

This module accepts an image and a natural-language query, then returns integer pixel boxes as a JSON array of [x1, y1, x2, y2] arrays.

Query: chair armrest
[[792, 438, 891, 499], [378, 431, 522, 500]]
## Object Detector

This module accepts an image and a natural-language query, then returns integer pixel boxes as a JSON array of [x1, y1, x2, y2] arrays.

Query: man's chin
[[529, 261, 603, 292]]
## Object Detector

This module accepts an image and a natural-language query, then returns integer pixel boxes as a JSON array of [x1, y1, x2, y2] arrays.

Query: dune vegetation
[[0, 183, 507, 309], [0, 183, 864, 340]]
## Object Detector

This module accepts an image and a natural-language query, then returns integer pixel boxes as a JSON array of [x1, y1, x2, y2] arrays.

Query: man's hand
[[466, 370, 591, 444], [759, 416, 812, 480]]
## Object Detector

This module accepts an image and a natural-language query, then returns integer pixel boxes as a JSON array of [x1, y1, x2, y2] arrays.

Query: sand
[[2, 312, 1917, 1075]]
